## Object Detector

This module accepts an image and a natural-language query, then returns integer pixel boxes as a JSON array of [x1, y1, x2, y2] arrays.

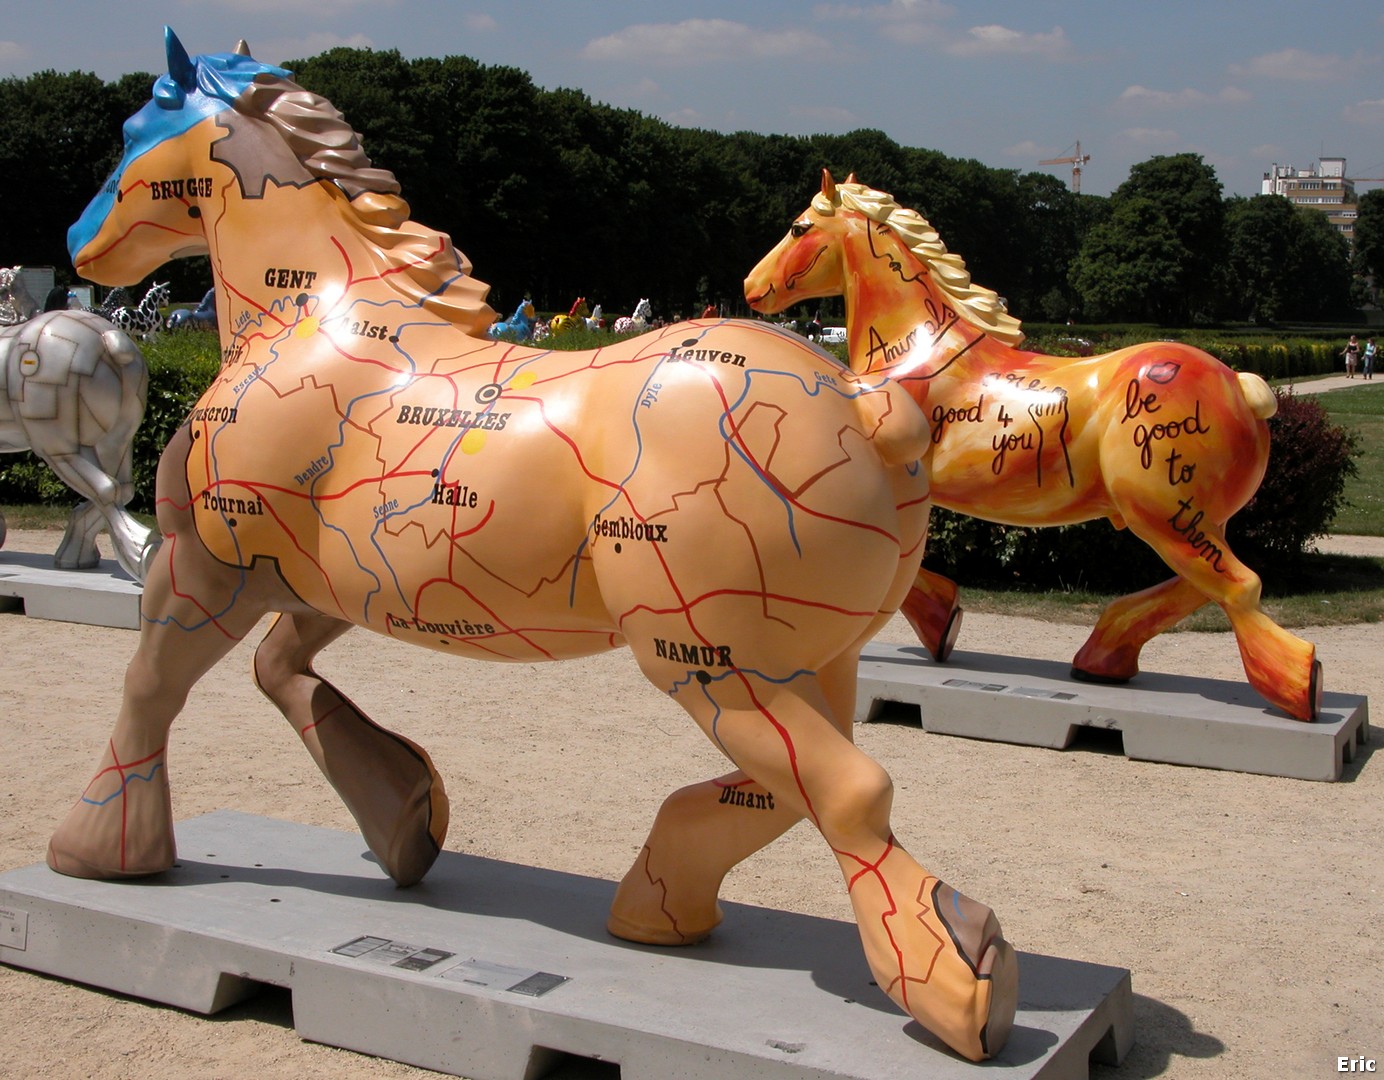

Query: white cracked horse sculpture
[[0, 309, 157, 581]]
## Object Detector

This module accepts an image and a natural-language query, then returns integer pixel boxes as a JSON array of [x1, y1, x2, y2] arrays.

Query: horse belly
[[928, 424, 1110, 526], [180, 372, 614, 662]]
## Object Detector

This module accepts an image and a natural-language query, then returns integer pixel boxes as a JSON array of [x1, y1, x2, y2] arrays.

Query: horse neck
[[841, 222, 1000, 383]]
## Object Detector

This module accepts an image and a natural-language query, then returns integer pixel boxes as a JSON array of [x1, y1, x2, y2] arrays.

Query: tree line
[[2, 48, 1380, 326]]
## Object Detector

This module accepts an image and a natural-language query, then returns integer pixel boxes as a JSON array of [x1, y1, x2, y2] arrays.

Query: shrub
[[1233, 389, 1359, 561]]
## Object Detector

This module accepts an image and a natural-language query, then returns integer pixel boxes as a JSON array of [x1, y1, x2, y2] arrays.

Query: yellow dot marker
[[460, 428, 487, 455], [294, 316, 320, 338]]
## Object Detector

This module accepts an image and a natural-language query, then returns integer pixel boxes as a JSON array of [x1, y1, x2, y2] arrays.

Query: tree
[[1354, 189, 1384, 297], [0, 70, 152, 281], [1070, 153, 1224, 323], [1068, 196, 1188, 321]]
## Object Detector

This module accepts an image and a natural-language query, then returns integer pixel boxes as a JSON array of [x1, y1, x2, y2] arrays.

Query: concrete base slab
[[857, 643, 1370, 782], [0, 811, 1132, 1080], [0, 550, 140, 629]]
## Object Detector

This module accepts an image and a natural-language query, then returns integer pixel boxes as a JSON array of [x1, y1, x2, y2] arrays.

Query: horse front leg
[[901, 565, 964, 661], [47, 537, 265, 878], [252, 611, 449, 887]]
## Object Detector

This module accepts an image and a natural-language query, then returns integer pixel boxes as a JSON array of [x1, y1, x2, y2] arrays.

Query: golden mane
[[813, 181, 1026, 347], [237, 74, 495, 334]]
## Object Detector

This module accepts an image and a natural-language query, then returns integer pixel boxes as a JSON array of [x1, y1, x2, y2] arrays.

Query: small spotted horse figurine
[[110, 281, 170, 340]]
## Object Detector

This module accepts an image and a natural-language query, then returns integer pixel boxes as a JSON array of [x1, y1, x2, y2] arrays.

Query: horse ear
[[234, 40, 252, 57], [821, 169, 837, 201], [164, 27, 196, 89], [844, 172, 858, 185]]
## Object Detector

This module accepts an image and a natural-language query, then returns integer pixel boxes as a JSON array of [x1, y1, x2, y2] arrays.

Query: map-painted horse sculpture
[[50, 31, 1016, 1061], [746, 173, 1319, 721]]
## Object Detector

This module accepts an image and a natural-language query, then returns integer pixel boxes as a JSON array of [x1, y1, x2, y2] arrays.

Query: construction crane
[[1039, 141, 1091, 193]]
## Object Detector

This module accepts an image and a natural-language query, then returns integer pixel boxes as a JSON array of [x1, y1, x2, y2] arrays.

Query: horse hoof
[[976, 936, 1018, 1060], [606, 905, 721, 947], [1069, 665, 1133, 686], [46, 840, 173, 880], [935, 607, 964, 663]]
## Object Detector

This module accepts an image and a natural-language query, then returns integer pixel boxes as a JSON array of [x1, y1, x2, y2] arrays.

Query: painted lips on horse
[[745, 172, 1320, 721], [49, 31, 1016, 1061]]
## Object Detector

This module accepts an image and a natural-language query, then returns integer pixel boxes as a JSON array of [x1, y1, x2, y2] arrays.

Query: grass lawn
[[1315, 382, 1384, 536]]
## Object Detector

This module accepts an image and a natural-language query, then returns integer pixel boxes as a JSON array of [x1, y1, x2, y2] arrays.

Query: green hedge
[[0, 330, 221, 513], [1022, 324, 1342, 379]]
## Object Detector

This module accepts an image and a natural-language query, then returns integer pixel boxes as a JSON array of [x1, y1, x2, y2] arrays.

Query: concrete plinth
[[0, 550, 140, 629], [857, 643, 1370, 782], [0, 811, 1133, 1080]]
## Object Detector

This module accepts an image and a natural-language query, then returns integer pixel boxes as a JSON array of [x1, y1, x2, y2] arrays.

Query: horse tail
[[852, 376, 931, 468], [1236, 371, 1277, 421]]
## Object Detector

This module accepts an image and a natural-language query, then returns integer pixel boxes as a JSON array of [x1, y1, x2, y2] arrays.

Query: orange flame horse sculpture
[[746, 173, 1320, 721], [49, 32, 1017, 1061]]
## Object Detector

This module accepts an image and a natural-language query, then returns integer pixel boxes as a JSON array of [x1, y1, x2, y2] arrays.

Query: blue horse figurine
[[486, 298, 537, 341]]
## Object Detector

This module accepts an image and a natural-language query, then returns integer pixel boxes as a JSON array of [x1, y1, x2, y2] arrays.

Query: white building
[[1261, 158, 1357, 242]]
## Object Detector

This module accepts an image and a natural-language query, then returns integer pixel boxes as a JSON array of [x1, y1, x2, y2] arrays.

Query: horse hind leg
[[1072, 575, 1209, 683], [609, 646, 864, 945], [252, 611, 450, 887], [1101, 511, 1320, 720], [36, 448, 154, 579], [624, 643, 1015, 1061]]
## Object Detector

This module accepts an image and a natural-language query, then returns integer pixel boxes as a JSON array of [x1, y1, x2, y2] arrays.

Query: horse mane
[[816, 182, 1026, 347], [227, 69, 495, 334]]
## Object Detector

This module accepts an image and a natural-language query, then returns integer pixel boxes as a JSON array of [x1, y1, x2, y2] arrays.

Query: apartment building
[[1261, 157, 1357, 242]]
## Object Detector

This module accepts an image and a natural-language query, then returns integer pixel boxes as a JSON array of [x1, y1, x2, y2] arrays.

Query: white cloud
[[1230, 48, 1345, 81], [1119, 127, 1180, 148], [946, 25, 1071, 60], [262, 32, 376, 61], [1345, 98, 1384, 125], [462, 14, 498, 34], [813, 0, 955, 22], [1118, 85, 1251, 109], [582, 20, 829, 65]]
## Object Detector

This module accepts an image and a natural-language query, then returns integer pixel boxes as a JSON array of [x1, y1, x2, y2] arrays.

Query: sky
[[2, 0, 1382, 199]]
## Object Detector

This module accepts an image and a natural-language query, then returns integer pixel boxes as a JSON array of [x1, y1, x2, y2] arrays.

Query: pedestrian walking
[[1364, 337, 1377, 380], [1344, 334, 1360, 378]]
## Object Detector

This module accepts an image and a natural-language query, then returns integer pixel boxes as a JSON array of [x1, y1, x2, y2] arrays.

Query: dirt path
[[1, 528, 1380, 1079]]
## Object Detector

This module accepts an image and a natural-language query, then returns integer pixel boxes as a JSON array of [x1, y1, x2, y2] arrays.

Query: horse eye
[[790, 221, 812, 239]]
